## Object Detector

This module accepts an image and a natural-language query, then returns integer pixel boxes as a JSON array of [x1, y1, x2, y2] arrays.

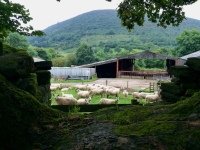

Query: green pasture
[[51, 77, 98, 83], [50, 86, 149, 106]]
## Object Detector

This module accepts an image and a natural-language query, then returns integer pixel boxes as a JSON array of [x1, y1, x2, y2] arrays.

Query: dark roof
[[76, 58, 116, 68], [77, 51, 178, 68], [180, 50, 200, 60]]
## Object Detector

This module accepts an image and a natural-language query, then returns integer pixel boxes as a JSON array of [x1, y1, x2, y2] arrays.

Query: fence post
[[149, 83, 154, 93], [127, 81, 128, 88], [106, 80, 107, 86]]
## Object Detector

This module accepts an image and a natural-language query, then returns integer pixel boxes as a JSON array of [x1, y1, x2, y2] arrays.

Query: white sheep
[[50, 86, 59, 91], [90, 88, 105, 98], [106, 87, 120, 98], [132, 91, 142, 99], [61, 92, 74, 98], [77, 97, 92, 105], [75, 84, 87, 91], [137, 92, 158, 101], [77, 90, 91, 99], [51, 83, 61, 89], [100, 97, 119, 104], [122, 90, 129, 97], [53, 94, 77, 105], [61, 87, 69, 92], [145, 92, 161, 104]]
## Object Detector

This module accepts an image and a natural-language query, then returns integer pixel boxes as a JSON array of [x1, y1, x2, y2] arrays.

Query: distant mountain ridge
[[28, 9, 200, 52]]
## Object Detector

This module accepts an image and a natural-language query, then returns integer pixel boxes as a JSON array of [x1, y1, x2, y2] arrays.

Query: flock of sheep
[[50, 83, 161, 106], [132, 90, 161, 104]]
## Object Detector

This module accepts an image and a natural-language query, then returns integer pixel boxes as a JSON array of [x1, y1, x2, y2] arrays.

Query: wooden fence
[[118, 70, 170, 79]]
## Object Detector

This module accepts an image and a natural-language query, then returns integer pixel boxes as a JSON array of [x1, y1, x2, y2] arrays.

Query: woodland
[[9, 9, 200, 69]]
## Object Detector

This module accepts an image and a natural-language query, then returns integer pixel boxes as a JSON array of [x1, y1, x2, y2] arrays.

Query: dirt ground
[[59, 78, 158, 92]]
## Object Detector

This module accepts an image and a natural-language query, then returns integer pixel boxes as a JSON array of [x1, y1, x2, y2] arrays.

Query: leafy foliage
[[75, 43, 98, 65], [52, 53, 76, 67], [0, 0, 43, 40], [6, 32, 30, 50], [109, 0, 198, 30], [175, 28, 200, 56]]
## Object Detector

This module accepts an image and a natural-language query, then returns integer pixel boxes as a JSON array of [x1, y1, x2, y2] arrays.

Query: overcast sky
[[11, 0, 200, 30]]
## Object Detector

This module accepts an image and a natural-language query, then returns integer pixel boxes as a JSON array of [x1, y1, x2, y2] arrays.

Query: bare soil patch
[[60, 78, 157, 92]]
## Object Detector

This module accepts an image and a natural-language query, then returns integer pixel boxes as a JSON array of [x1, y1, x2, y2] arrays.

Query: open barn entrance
[[76, 51, 183, 79], [96, 62, 116, 78]]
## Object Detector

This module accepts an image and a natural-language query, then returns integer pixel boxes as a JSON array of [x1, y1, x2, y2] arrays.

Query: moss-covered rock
[[25, 73, 38, 97], [160, 82, 185, 95], [35, 70, 51, 85], [171, 77, 181, 84], [180, 82, 200, 89], [3, 44, 25, 55], [0, 51, 34, 81], [168, 66, 200, 78], [185, 57, 200, 72], [0, 74, 61, 150], [178, 76, 199, 83], [13, 74, 37, 96], [36, 84, 51, 105], [160, 91, 180, 102], [184, 89, 200, 97], [34, 61, 52, 70]]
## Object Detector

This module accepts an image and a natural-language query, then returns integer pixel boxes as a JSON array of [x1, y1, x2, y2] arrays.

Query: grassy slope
[[28, 9, 200, 52]]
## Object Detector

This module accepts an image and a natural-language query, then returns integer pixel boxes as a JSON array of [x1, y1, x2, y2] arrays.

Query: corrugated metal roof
[[76, 51, 178, 68], [180, 50, 200, 60], [33, 57, 45, 62], [76, 58, 117, 68]]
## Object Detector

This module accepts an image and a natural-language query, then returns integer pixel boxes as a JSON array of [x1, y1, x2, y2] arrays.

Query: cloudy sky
[[11, 0, 200, 30]]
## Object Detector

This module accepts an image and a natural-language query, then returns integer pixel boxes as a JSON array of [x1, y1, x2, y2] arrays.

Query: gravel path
[[57, 78, 157, 91]]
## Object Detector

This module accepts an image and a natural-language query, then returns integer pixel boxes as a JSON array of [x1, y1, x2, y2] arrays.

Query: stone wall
[[160, 57, 200, 103], [0, 44, 52, 105]]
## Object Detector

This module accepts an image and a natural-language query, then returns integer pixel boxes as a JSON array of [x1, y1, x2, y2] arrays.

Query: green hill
[[28, 9, 200, 52]]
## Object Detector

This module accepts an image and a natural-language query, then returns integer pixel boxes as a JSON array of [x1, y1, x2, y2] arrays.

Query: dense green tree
[[52, 57, 67, 67], [47, 48, 57, 59], [27, 46, 38, 57], [106, 0, 198, 30], [114, 47, 121, 53], [95, 49, 106, 61], [0, 0, 43, 55], [118, 49, 129, 57], [65, 53, 76, 67], [52, 53, 76, 67], [134, 59, 146, 70], [35, 48, 51, 61], [75, 44, 97, 65], [104, 47, 110, 53], [6, 32, 29, 49], [175, 28, 200, 56]]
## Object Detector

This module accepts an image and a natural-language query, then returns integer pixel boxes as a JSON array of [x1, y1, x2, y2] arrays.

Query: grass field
[[50, 86, 148, 106]]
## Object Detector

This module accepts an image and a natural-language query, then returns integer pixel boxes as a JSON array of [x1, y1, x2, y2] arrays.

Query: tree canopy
[[175, 28, 200, 56], [0, 0, 43, 41], [6, 32, 29, 50], [106, 0, 198, 30], [75, 43, 97, 65]]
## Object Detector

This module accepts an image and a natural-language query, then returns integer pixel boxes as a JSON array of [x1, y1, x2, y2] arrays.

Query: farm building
[[76, 51, 186, 78], [49, 67, 96, 80], [180, 50, 200, 60]]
